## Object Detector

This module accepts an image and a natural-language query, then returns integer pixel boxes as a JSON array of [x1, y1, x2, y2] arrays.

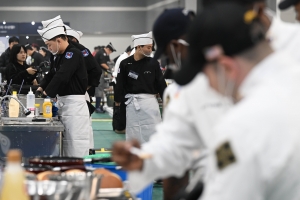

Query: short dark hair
[[50, 34, 67, 41], [9, 36, 19, 44], [9, 44, 26, 63], [25, 44, 33, 51]]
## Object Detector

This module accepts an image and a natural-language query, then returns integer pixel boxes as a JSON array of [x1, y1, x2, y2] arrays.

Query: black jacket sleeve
[[6, 63, 30, 85], [44, 50, 83, 98], [69, 41, 102, 87], [114, 60, 126, 102], [154, 62, 167, 99], [0, 52, 6, 68], [85, 50, 102, 87]]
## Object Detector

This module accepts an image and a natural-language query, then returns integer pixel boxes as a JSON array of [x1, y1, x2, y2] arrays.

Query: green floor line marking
[[92, 119, 112, 122]]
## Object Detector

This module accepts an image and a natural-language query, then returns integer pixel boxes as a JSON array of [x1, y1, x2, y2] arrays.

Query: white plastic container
[[26, 87, 35, 109], [9, 91, 19, 118]]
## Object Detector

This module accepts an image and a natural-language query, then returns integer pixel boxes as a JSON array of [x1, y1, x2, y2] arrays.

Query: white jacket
[[202, 51, 300, 200], [268, 17, 300, 63], [127, 74, 231, 193]]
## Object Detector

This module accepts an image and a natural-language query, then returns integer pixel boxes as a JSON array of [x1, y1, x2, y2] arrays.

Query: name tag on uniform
[[128, 71, 139, 79]]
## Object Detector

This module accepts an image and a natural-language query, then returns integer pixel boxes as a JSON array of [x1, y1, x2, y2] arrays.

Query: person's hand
[[35, 90, 44, 98], [32, 79, 38, 86], [112, 140, 143, 171], [27, 67, 37, 75], [35, 88, 46, 98], [115, 102, 121, 106]]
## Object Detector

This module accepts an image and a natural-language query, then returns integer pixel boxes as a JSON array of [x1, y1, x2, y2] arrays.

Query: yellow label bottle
[[0, 149, 29, 200], [8, 91, 19, 118], [43, 98, 52, 118]]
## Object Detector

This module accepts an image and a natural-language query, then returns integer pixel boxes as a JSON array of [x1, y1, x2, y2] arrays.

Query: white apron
[[125, 94, 161, 144], [57, 95, 90, 157], [85, 92, 94, 149]]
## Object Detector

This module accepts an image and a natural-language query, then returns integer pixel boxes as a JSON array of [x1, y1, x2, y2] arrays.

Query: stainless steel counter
[[0, 117, 64, 160]]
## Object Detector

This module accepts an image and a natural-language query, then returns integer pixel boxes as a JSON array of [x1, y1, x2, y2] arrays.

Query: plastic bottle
[[8, 91, 19, 118], [35, 104, 40, 117], [26, 87, 35, 109], [0, 149, 29, 200], [43, 98, 52, 118]]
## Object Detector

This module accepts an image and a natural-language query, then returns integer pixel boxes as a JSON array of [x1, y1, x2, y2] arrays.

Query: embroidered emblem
[[82, 49, 89, 57], [65, 52, 73, 59]]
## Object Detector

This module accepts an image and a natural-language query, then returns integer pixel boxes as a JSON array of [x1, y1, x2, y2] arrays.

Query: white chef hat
[[64, 25, 83, 42], [37, 15, 66, 42], [131, 31, 153, 48], [42, 15, 63, 28], [37, 26, 66, 42]]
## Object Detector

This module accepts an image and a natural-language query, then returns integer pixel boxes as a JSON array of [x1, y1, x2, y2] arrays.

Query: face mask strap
[[51, 41, 60, 55], [178, 39, 189, 46], [170, 44, 182, 71]]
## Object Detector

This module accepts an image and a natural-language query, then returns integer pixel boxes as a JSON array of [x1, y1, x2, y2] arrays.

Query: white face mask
[[169, 39, 189, 71], [140, 48, 152, 57], [50, 41, 60, 55], [26, 56, 32, 65]]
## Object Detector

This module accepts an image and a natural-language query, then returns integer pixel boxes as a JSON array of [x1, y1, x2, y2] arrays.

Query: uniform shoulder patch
[[82, 49, 89, 57], [215, 141, 236, 170], [65, 52, 73, 59]]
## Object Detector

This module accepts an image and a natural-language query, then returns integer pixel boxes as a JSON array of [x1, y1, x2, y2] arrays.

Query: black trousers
[[112, 83, 126, 131]]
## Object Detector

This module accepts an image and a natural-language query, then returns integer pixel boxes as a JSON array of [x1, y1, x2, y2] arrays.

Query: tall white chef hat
[[64, 24, 83, 42], [131, 31, 153, 48], [42, 15, 63, 28], [37, 16, 66, 42]]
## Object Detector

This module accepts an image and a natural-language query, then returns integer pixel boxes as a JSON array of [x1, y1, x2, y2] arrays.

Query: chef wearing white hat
[[114, 31, 167, 144], [64, 24, 102, 150], [36, 16, 90, 157]]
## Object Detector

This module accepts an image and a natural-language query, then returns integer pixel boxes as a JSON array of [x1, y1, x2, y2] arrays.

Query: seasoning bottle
[[9, 91, 19, 118], [43, 98, 52, 118], [34, 104, 40, 117], [0, 149, 29, 200]]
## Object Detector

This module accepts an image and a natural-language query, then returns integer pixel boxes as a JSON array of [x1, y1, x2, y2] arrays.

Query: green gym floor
[[91, 111, 163, 200]]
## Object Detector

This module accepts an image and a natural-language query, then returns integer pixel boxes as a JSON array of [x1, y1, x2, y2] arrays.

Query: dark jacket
[[0, 48, 10, 68], [31, 51, 45, 67], [40, 44, 88, 97], [69, 40, 102, 87], [6, 61, 36, 85]]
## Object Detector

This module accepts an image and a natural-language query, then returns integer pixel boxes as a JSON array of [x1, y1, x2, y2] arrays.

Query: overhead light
[[31, 21, 35, 25], [26, 36, 29, 39], [3, 21, 6, 25], [5, 35, 9, 38]]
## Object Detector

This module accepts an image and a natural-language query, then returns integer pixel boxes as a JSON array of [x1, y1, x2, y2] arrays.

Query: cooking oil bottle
[[43, 98, 52, 118], [8, 91, 19, 118], [0, 149, 29, 200]]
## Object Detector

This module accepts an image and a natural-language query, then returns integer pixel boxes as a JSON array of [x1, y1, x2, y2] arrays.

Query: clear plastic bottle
[[0, 149, 29, 200], [43, 98, 52, 118], [34, 104, 40, 117], [9, 91, 19, 118], [26, 87, 35, 109]]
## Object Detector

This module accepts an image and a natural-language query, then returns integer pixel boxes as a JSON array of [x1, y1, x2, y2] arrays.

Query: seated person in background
[[6, 44, 38, 85]]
